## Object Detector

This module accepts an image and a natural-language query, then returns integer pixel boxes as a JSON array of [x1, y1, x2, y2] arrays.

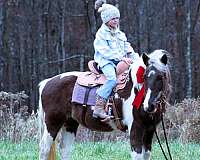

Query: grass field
[[0, 140, 200, 160]]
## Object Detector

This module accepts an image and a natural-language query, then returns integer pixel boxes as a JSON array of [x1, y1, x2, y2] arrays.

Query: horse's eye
[[156, 80, 163, 90], [156, 75, 162, 81]]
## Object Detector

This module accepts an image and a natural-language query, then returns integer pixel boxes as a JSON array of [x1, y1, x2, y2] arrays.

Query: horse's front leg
[[130, 122, 145, 160], [142, 129, 154, 160]]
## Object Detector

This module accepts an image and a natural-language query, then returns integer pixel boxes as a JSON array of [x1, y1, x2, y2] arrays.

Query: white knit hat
[[95, 0, 120, 24]]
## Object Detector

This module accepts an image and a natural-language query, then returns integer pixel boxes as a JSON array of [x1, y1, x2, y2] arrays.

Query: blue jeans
[[96, 63, 117, 100]]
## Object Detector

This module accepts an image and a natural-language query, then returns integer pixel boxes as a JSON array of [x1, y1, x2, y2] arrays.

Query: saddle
[[76, 60, 130, 91], [72, 60, 130, 131]]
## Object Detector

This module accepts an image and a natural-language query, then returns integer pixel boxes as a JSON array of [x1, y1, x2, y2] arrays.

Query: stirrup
[[101, 115, 114, 122], [92, 110, 108, 118], [93, 110, 113, 122]]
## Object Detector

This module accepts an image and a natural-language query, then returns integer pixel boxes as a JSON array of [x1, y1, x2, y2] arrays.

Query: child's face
[[107, 17, 119, 29]]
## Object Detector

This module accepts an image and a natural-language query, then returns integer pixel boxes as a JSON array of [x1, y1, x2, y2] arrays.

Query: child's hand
[[122, 57, 133, 65]]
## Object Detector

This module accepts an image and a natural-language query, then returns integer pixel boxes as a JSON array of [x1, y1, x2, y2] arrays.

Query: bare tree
[[0, 0, 200, 110], [186, 0, 192, 98]]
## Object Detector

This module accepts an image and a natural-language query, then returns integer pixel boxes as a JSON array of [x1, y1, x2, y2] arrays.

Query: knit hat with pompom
[[95, 0, 120, 24]]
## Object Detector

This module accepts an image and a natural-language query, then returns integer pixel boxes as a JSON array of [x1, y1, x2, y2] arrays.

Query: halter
[[143, 62, 170, 113]]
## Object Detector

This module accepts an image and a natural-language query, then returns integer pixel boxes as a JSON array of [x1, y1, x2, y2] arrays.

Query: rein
[[154, 95, 173, 160], [154, 114, 173, 160]]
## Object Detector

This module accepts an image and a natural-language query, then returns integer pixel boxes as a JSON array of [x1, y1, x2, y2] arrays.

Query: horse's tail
[[38, 79, 56, 160], [38, 81, 44, 140], [38, 79, 50, 140]]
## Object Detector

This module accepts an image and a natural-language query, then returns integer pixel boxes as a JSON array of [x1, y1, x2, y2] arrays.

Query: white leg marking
[[142, 146, 151, 160], [59, 127, 75, 160], [143, 149, 151, 160], [131, 150, 143, 160], [143, 88, 151, 111], [39, 124, 54, 160]]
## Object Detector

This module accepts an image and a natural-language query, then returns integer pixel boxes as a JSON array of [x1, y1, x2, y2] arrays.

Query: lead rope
[[154, 113, 173, 160], [154, 128, 169, 160], [161, 113, 173, 160]]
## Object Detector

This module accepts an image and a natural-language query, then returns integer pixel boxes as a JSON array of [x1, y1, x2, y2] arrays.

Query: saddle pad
[[72, 82, 99, 106]]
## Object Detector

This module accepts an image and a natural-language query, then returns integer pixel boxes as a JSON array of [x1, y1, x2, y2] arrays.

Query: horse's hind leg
[[39, 124, 54, 160], [39, 117, 63, 160], [59, 118, 79, 160]]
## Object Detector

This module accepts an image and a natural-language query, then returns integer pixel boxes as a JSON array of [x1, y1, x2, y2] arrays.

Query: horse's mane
[[148, 49, 171, 73], [148, 49, 172, 100]]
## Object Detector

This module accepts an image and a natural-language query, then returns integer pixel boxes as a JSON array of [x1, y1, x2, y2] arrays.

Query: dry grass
[[0, 91, 38, 142], [164, 97, 200, 143], [0, 91, 200, 143]]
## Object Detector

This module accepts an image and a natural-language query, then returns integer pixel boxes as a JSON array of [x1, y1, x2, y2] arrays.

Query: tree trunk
[[186, 0, 192, 98]]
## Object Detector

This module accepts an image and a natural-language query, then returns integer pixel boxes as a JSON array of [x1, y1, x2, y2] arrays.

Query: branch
[[192, 0, 200, 32]]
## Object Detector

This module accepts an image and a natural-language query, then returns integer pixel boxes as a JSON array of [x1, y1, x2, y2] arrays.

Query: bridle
[[144, 65, 173, 160], [143, 64, 169, 113]]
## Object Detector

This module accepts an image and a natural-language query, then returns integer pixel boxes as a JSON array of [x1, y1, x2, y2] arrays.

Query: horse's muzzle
[[146, 101, 157, 113]]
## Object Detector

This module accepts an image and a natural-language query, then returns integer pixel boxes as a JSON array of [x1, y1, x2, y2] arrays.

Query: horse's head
[[142, 50, 171, 113]]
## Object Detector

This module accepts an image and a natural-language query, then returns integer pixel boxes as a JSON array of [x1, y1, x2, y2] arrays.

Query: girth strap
[[83, 87, 92, 106], [111, 96, 127, 132], [81, 87, 92, 127]]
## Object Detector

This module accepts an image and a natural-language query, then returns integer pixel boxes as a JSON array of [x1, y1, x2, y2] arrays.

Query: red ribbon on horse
[[132, 66, 145, 109]]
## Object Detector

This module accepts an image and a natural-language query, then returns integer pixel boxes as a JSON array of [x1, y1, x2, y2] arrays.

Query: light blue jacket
[[93, 24, 137, 68]]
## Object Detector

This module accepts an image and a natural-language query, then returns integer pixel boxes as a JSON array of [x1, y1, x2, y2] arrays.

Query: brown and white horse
[[38, 49, 171, 160]]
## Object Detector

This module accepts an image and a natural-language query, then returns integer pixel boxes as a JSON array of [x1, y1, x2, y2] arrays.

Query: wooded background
[[0, 0, 199, 112]]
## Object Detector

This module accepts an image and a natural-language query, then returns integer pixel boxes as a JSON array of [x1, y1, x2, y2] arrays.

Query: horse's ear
[[142, 53, 149, 66], [160, 54, 168, 65]]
